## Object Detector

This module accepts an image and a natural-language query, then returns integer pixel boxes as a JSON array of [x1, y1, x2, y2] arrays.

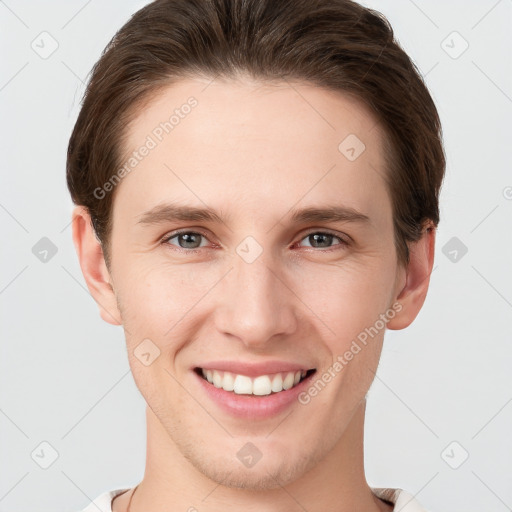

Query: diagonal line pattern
[[0, 265, 28, 295], [0, 202, 29, 232], [472, 60, 512, 105], [283, 78, 336, 130], [265, 164, 337, 234], [163, 267, 234, 337], [471, 0, 503, 30], [0, 472, 29, 503], [0, 408, 29, 438], [368, 160, 386, 181], [360, 41, 388, 83], [469, 204, 499, 233], [0, 1, 29, 28], [265, 266, 336, 336], [61, 470, 103, 512], [395, 472, 439, 512], [265, 409, 294, 438], [60, 219, 73, 233], [265, 471, 310, 512], [406, 0, 439, 29], [0, 62, 29, 92], [60, 265, 128, 332], [200, 74, 219, 93], [164, 368, 234, 437], [471, 265, 512, 309], [471, 395, 512, 439], [61, 0, 93, 29], [471, 470, 511, 509], [370, 370, 439, 438], [164, 163, 233, 233], [61, 61, 86, 85], [200, 470, 234, 501], [61, 369, 131, 439], [422, 61, 439, 79]]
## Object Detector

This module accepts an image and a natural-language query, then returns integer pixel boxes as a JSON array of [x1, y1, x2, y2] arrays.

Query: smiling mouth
[[194, 367, 316, 396]]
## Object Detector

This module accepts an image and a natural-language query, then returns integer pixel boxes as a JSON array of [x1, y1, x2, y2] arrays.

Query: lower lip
[[193, 370, 315, 419]]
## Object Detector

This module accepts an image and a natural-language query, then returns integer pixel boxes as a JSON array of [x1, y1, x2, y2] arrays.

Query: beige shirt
[[80, 486, 429, 511]]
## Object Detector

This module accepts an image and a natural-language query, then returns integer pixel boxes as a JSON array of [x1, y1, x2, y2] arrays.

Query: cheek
[[116, 263, 198, 327], [295, 259, 395, 341], [116, 263, 221, 373]]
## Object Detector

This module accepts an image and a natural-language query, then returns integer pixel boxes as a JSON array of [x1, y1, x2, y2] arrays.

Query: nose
[[214, 252, 298, 350]]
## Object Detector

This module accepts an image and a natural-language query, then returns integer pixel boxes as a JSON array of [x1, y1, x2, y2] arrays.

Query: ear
[[387, 223, 436, 330], [71, 205, 122, 326]]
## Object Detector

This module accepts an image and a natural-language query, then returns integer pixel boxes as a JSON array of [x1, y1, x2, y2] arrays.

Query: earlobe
[[387, 224, 436, 330], [71, 206, 122, 326]]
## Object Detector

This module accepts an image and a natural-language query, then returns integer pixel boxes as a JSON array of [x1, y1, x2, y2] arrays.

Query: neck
[[122, 400, 391, 512]]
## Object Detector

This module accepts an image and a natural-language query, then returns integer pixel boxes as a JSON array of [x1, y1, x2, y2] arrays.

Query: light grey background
[[1, 1, 511, 511]]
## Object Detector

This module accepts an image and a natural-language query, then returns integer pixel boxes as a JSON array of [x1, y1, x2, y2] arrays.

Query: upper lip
[[195, 360, 315, 377]]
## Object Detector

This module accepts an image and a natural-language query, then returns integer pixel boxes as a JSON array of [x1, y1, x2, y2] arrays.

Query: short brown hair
[[66, 0, 445, 269]]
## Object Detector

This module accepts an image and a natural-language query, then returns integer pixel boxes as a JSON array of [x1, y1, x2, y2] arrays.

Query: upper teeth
[[201, 369, 307, 395]]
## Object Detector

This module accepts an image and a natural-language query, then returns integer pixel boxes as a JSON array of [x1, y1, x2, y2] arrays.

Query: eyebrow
[[289, 205, 370, 224], [136, 203, 370, 226], [136, 203, 226, 225]]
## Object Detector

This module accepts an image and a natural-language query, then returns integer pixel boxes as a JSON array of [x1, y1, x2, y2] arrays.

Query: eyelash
[[159, 229, 350, 253]]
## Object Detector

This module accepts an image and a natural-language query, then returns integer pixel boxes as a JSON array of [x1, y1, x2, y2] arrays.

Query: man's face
[[107, 77, 405, 488]]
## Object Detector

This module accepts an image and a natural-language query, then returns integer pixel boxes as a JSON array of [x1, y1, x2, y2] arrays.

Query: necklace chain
[[126, 484, 139, 512]]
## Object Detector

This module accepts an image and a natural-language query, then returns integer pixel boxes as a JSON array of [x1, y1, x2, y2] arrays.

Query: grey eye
[[300, 232, 342, 249], [167, 232, 207, 249]]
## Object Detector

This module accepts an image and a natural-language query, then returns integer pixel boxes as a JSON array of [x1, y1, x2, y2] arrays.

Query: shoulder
[[371, 487, 430, 511], [79, 488, 130, 512]]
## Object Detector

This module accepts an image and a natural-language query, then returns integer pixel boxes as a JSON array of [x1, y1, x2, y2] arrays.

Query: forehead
[[114, 77, 391, 228]]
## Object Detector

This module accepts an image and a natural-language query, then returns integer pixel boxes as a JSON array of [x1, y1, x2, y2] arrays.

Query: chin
[[187, 447, 315, 491], [201, 464, 295, 491]]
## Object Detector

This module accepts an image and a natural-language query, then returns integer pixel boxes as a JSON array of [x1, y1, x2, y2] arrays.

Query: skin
[[72, 76, 435, 512]]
